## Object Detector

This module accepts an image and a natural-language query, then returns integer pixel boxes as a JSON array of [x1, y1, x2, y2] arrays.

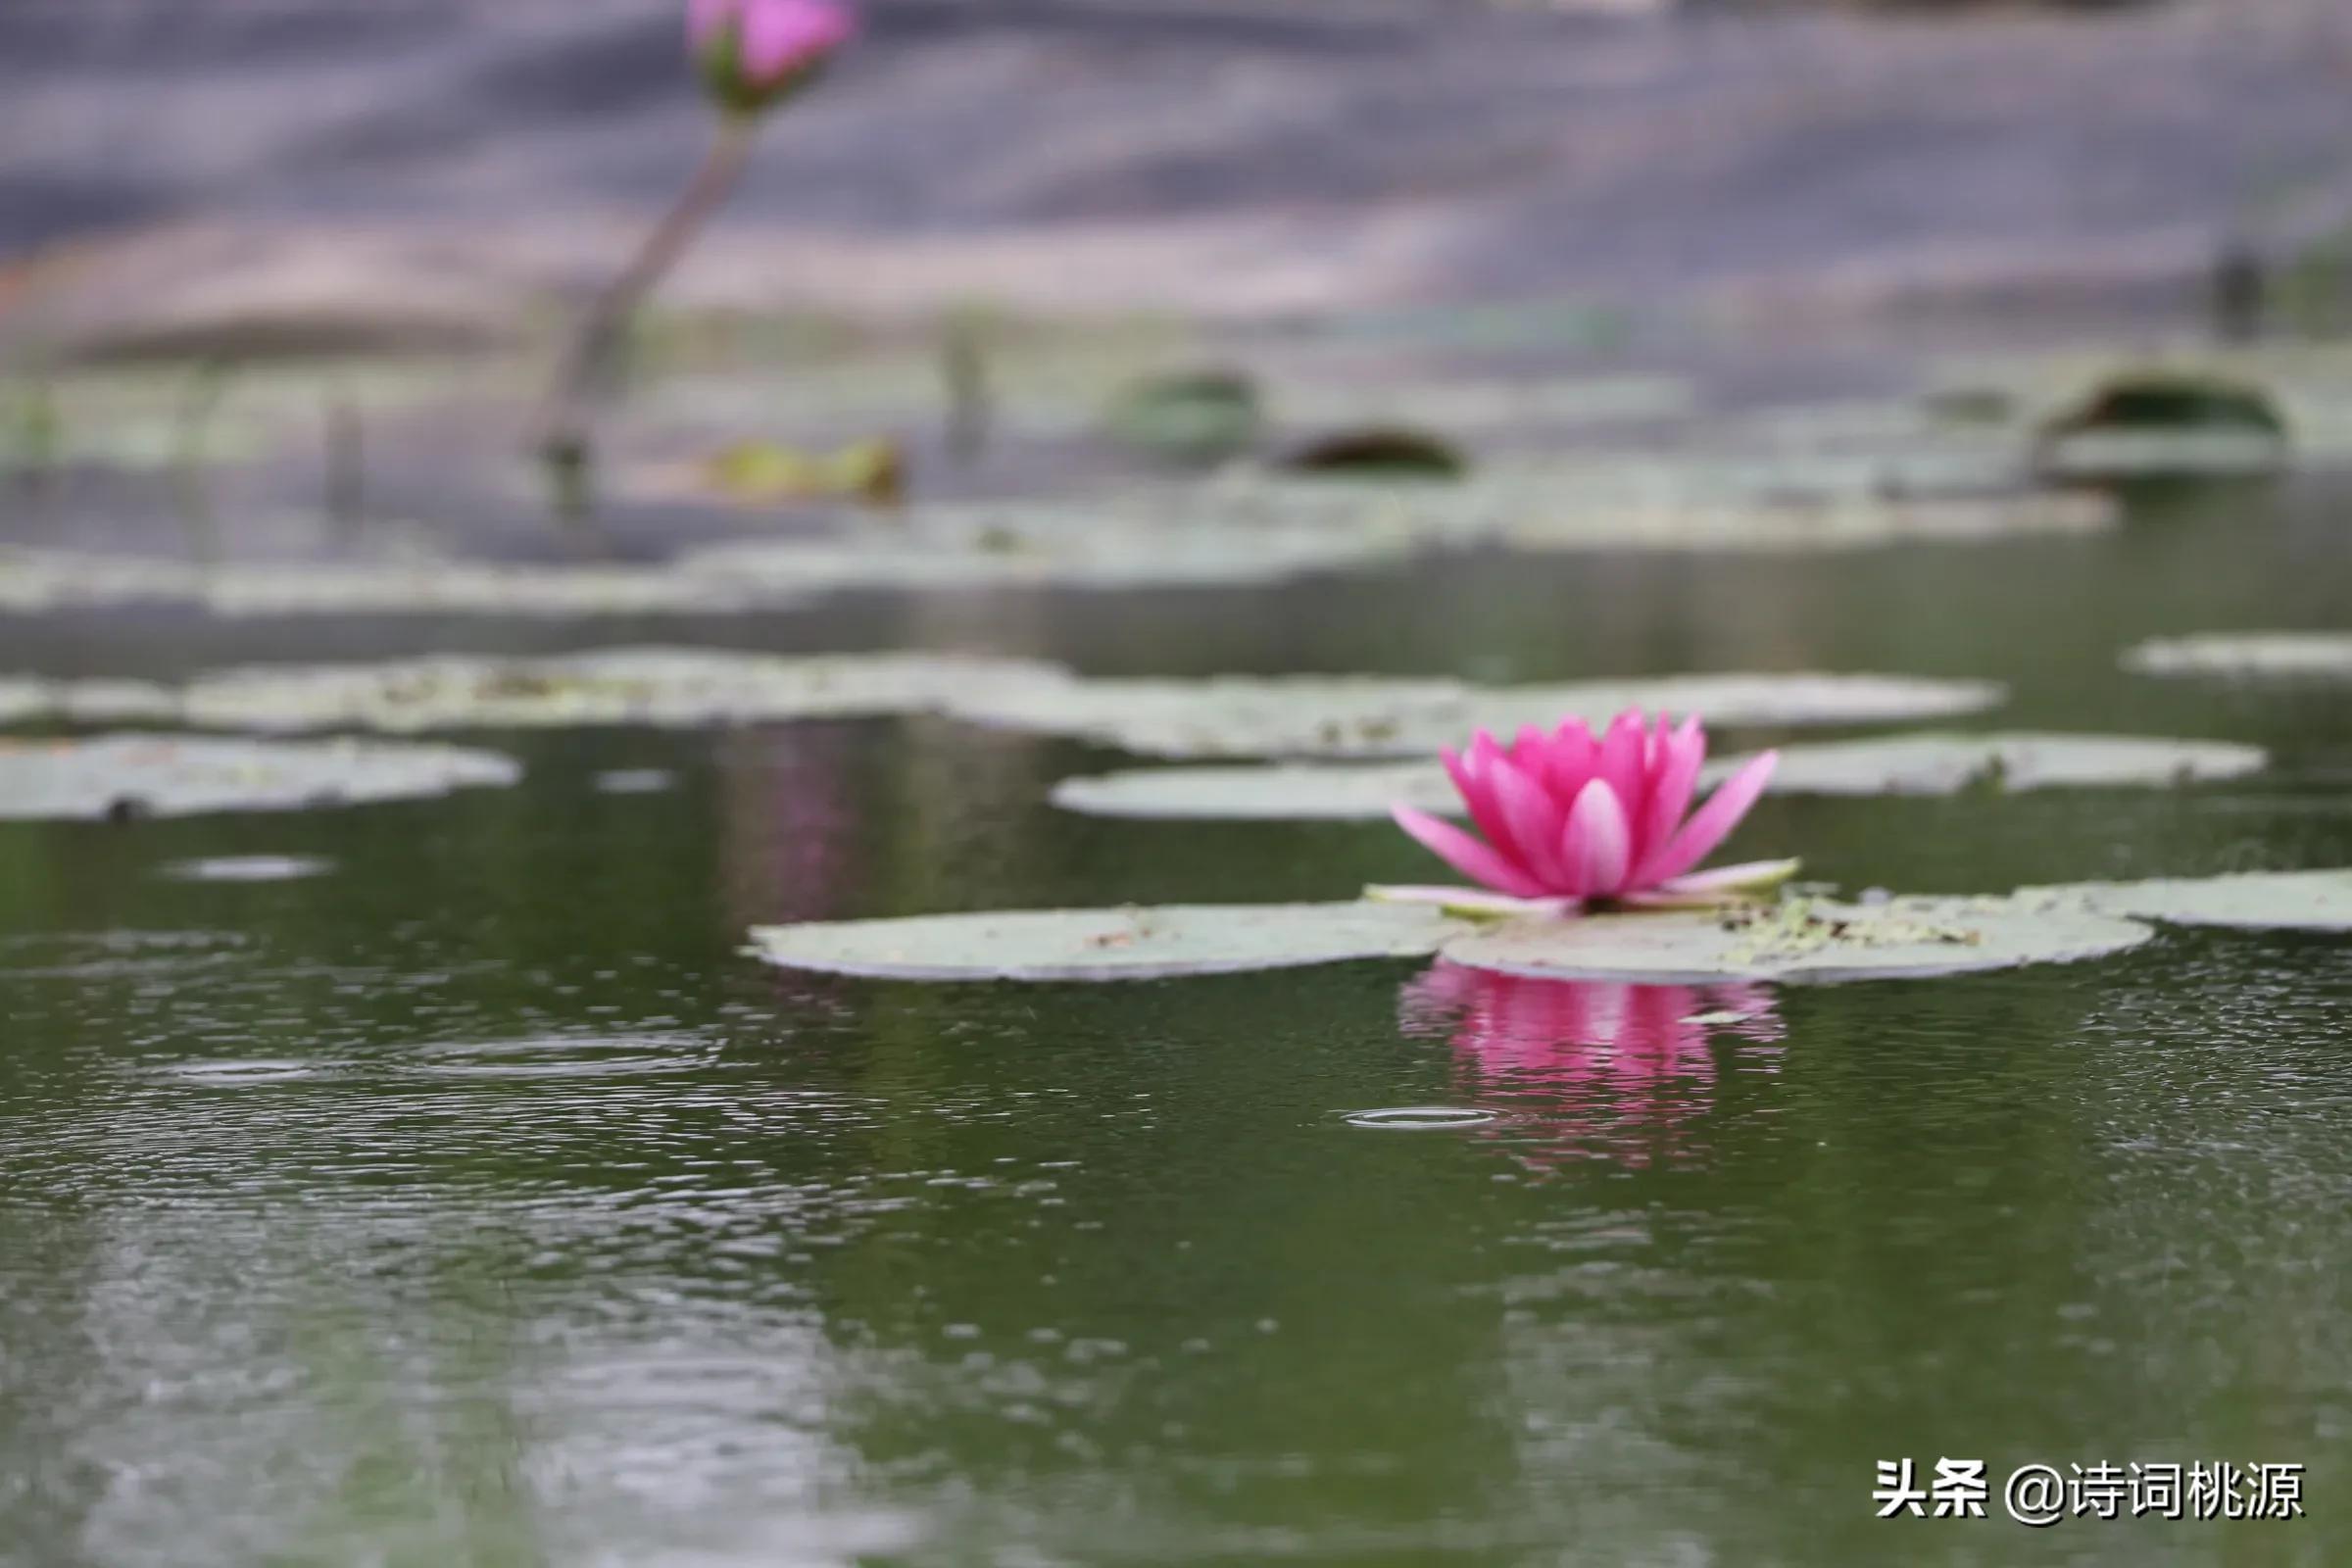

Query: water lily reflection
[[1400, 961, 1784, 1168]]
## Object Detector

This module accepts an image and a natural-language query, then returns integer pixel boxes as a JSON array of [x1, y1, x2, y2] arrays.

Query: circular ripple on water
[[401, 1032, 716, 1081], [1342, 1105, 1499, 1131]]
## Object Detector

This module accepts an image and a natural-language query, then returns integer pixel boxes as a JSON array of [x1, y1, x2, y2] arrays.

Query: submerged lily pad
[[2122, 633, 2352, 680], [0, 733, 520, 820], [746, 902, 1467, 982], [176, 648, 1071, 734], [2044, 869, 2352, 932], [1438, 895, 2154, 985], [1048, 731, 2265, 819]]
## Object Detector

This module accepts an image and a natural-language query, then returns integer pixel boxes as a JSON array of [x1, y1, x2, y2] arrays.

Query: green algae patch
[[1436, 894, 2155, 985]]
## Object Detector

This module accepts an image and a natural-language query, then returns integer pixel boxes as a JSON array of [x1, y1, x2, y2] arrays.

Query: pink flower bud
[[690, 0, 856, 116]]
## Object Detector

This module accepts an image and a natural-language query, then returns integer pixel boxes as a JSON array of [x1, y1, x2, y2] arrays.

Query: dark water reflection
[[3, 477, 2352, 1565]]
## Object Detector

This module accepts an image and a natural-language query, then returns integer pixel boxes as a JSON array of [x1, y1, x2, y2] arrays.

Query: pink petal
[[1633, 715, 1705, 882], [1592, 710, 1648, 836], [1487, 754, 1570, 889], [1641, 750, 1779, 887], [1537, 719, 1597, 802], [1390, 805, 1551, 899], [1441, 743, 1515, 858], [1559, 779, 1633, 896]]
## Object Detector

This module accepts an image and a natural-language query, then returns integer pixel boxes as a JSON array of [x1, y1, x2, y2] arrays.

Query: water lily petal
[[1561, 778, 1633, 896], [1391, 805, 1553, 898], [1364, 884, 1581, 920], [1592, 710, 1648, 835], [1634, 715, 1706, 881], [1537, 719, 1598, 804], [1488, 753, 1570, 888], [1642, 750, 1779, 886], [1442, 742, 1516, 858]]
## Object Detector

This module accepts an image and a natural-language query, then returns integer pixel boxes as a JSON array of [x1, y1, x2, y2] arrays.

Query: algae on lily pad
[[0, 733, 520, 820], [1437, 894, 2154, 985], [2045, 869, 2352, 932], [2122, 633, 2352, 680], [746, 902, 1467, 982]]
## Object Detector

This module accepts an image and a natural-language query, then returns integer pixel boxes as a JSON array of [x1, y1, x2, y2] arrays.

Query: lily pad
[[2044, 869, 2352, 932], [0, 733, 520, 820], [967, 671, 2003, 760], [1747, 731, 2268, 796], [1280, 426, 1467, 480], [1047, 731, 2265, 820], [1437, 894, 2154, 985], [176, 648, 1071, 734], [1103, 369, 1261, 466], [2122, 633, 2352, 680], [2034, 370, 2290, 480], [1052, 760, 1458, 819], [745, 902, 1467, 982]]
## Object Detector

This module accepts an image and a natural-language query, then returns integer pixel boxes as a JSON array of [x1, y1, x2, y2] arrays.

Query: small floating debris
[[1341, 1106, 1498, 1131], [593, 768, 678, 795], [158, 855, 334, 883]]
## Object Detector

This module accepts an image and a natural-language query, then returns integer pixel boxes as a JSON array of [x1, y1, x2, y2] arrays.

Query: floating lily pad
[[2043, 869, 2352, 932], [0, 734, 520, 820], [176, 648, 1071, 734], [969, 671, 2003, 760], [1047, 731, 2264, 819], [745, 902, 1467, 982], [2122, 633, 2352, 680], [2034, 370, 2290, 479], [1437, 895, 2154, 985], [1460, 674, 2006, 741], [1103, 369, 1261, 465], [1280, 426, 1467, 480], [1052, 760, 1458, 819], [1278, 375, 1692, 433], [1747, 731, 2268, 795]]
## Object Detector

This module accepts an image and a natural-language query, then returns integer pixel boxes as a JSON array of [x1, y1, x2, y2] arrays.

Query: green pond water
[[3, 474, 2351, 1567]]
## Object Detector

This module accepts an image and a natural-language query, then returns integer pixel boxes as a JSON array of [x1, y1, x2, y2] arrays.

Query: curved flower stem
[[535, 112, 760, 506]]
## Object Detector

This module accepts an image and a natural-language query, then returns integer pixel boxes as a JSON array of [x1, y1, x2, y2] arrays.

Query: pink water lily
[[1382, 710, 1789, 914], [690, 0, 856, 113]]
